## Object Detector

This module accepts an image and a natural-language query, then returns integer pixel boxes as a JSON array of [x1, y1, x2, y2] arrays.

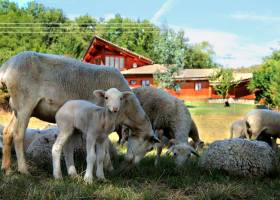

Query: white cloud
[[230, 12, 280, 22], [173, 26, 279, 67], [151, 0, 175, 23]]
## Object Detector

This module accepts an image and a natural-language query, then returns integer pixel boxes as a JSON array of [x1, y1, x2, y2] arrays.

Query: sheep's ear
[[93, 90, 105, 98], [122, 91, 133, 100]]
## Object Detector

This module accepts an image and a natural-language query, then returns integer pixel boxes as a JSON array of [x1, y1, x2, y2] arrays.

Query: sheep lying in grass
[[52, 88, 133, 183], [199, 138, 276, 177], [132, 87, 201, 166], [245, 109, 279, 149], [0, 124, 58, 154]]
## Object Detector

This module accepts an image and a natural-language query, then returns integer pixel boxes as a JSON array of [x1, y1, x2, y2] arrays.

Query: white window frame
[[195, 82, 202, 91], [141, 80, 150, 87]]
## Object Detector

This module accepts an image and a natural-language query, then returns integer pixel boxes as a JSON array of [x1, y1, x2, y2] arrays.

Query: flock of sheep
[[0, 51, 279, 183]]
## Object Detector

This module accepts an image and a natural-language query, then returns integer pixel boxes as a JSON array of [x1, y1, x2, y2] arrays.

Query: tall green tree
[[153, 28, 185, 89]]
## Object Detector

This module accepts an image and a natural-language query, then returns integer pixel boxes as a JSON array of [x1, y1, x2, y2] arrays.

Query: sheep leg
[[96, 141, 106, 180], [84, 134, 96, 184], [13, 107, 36, 175], [154, 143, 162, 166], [63, 136, 77, 177], [1, 113, 16, 174], [52, 128, 73, 179], [104, 139, 114, 171]]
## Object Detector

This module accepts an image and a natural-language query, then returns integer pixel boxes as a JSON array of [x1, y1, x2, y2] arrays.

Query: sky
[[12, 0, 280, 67]]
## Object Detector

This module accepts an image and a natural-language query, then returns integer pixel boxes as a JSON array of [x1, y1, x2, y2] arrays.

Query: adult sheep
[[199, 138, 276, 177], [245, 109, 279, 149], [0, 51, 157, 174], [132, 87, 203, 166]]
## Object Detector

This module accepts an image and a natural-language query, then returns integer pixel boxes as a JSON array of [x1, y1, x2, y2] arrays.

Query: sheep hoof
[[54, 173, 63, 180], [84, 177, 93, 184], [18, 168, 30, 175]]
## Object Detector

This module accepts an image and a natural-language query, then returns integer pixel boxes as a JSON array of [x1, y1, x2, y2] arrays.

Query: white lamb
[[52, 88, 132, 183]]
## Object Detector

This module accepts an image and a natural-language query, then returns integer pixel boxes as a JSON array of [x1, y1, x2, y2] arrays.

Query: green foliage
[[154, 65, 178, 89], [248, 50, 280, 107], [0, 0, 218, 78], [211, 68, 236, 99], [184, 41, 219, 68]]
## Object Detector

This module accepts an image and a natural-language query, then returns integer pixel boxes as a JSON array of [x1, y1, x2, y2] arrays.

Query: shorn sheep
[[0, 51, 156, 175], [245, 109, 279, 149], [132, 87, 202, 166], [199, 138, 276, 177], [229, 119, 247, 139], [52, 88, 135, 183]]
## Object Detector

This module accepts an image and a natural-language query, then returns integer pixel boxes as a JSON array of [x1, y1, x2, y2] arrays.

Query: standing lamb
[[245, 109, 279, 149], [132, 87, 202, 166], [0, 51, 157, 175], [52, 88, 135, 183], [199, 138, 276, 177]]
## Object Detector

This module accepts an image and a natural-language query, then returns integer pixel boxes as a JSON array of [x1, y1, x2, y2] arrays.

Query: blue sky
[[12, 0, 280, 67]]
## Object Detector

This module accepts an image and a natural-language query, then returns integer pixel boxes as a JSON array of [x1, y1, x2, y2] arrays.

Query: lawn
[[2, 102, 280, 200]]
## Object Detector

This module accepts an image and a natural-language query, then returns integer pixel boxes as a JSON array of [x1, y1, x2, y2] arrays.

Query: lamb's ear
[[93, 90, 105, 98], [122, 91, 133, 100]]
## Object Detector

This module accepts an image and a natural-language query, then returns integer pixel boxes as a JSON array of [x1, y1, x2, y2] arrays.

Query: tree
[[184, 41, 219, 68], [248, 50, 280, 107], [211, 68, 236, 106], [153, 28, 185, 89]]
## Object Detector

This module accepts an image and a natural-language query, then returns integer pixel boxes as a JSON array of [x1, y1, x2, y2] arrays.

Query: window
[[105, 56, 125, 70], [141, 80, 150, 87], [105, 56, 110, 66], [195, 82, 202, 91], [120, 57, 124, 70], [130, 80, 137, 85]]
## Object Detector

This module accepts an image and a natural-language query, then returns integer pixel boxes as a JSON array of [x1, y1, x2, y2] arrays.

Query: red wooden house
[[83, 35, 153, 71], [82, 35, 255, 103]]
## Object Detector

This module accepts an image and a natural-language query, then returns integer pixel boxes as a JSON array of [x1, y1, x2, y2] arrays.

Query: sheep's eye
[[120, 97, 123, 101], [105, 97, 108, 100]]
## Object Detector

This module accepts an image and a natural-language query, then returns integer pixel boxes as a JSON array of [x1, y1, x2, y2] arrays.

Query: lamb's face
[[94, 88, 132, 113], [167, 143, 199, 166]]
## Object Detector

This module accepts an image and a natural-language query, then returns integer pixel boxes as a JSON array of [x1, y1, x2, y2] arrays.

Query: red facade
[[83, 36, 255, 102], [83, 36, 152, 70]]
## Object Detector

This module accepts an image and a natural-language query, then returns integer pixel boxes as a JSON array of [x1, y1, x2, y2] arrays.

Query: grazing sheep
[[199, 138, 276, 177], [245, 109, 279, 149], [52, 88, 133, 183], [0, 51, 156, 175], [132, 87, 201, 166], [229, 119, 247, 139]]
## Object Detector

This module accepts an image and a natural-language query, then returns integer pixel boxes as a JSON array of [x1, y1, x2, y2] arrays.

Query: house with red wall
[[83, 35, 153, 70], [82, 35, 255, 103]]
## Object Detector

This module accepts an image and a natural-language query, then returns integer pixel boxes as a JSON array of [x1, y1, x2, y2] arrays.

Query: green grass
[[1, 102, 280, 200], [1, 149, 280, 200], [186, 102, 256, 115]]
